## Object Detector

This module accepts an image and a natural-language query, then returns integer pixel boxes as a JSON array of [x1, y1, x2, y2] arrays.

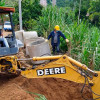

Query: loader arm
[[20, 55, 100, 99]]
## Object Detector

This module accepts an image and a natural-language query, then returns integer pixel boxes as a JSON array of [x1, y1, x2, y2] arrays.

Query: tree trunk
[[78, 0, 82, 25]]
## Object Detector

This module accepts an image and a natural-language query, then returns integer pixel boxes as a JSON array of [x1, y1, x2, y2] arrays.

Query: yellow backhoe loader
[[0, 7, 100, 100], [0, 7, 23, 74]]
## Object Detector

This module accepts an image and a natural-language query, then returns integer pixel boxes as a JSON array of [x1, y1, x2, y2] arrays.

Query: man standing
[[47, 25, 69, 54]]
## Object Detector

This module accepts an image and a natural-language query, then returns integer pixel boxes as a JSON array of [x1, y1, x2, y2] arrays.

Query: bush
[[89, 12, 100, 26], [0, 0, 5, 6], [88, 0, 100, 26], [13, 0, 42, 30]]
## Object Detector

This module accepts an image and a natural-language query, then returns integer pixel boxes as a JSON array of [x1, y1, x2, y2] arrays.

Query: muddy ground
[[0, 48, 93, 100]]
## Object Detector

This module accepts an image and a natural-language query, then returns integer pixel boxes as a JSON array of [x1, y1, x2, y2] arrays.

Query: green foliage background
[[36, 6, 100, 70], [0, 0, 5, 6], [2, 0, 100, 70], [12, 0, 42, 30]]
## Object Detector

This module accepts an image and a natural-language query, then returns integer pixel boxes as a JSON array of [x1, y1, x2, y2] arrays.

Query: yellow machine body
[[21, 55, 100, 99], [22, 55, 91, 83], [0, 56, 20, 74], [92, 72, 100, 99], [0, 55, 100, 99]]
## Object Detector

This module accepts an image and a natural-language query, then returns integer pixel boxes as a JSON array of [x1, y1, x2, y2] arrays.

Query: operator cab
[[0, 7, 22, 56]]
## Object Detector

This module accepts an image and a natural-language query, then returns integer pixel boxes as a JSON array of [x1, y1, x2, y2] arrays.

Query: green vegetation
[[88, 0, 100, 26], [3, 0, 100, 70], [13, 0, 43, 30], [26, 91, 47, 100], [34, 93, 47, 100], [68, 22, 100, 70], [0, 0, 5, 6], [36, 6, 100, 70]]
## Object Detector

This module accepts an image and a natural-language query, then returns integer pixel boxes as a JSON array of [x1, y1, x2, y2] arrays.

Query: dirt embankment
[[0, 74, 93, 100], [0, 48, 93, 100]]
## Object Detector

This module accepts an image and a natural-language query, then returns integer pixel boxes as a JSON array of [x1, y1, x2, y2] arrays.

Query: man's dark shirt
[[48, 31, 66, 46]]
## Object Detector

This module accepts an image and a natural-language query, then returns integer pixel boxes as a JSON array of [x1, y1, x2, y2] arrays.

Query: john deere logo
[[37, 67, 66, 76]]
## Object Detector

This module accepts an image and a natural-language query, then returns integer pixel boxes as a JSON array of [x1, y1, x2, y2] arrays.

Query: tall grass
[[67, 22, 100, 70], [37, 6, 70, 36], [36, 6, 100, 70]]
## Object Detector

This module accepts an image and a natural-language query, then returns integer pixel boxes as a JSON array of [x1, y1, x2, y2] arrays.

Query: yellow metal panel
[[22, 55, 100, 99], [92, 72, 100, 99], [0, 56, 18, 74], [32, 55, 96, 75], [21, 55, 92, 84]]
